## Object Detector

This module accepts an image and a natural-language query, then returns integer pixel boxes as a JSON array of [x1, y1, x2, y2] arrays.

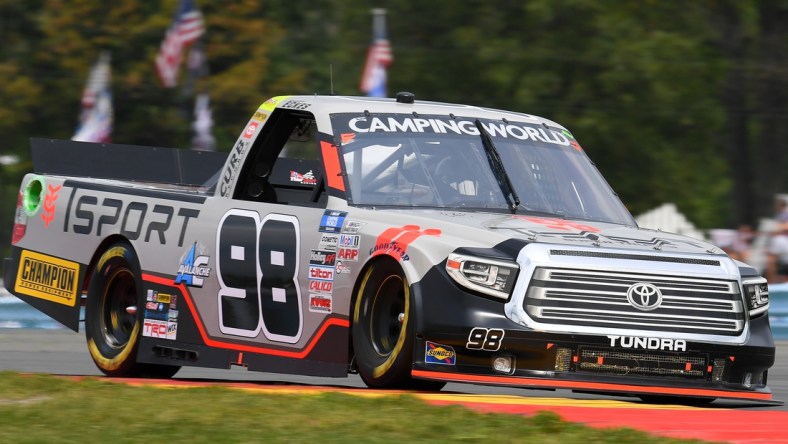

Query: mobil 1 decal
[[216, 209, 302, 343], [332, 113, 571, 147]]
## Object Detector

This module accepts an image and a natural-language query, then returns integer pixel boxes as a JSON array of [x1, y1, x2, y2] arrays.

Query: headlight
[[445, 253, 519, 300], [742, 277, 769, 317]]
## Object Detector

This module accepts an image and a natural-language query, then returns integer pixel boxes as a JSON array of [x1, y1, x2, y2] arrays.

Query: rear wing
[[30, 138, 228, 187]]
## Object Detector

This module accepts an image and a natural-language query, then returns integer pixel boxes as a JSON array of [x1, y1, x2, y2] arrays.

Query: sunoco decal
[[15, 250, 80, 306], [425, 341, 456, 365]]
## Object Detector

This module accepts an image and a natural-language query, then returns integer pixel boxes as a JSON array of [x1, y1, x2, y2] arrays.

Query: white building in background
[[635, 203, 706, 241]]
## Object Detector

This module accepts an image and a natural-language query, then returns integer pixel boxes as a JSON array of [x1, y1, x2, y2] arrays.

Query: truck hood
[[374, 209, 718, 256]]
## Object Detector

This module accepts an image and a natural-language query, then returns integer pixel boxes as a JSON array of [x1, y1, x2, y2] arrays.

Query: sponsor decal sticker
[[425, 341, 456, 365], [309, 250, 337, 267], [319, 210, 347, 233], [309, 265, 334, 281], [370, 225, 441, 261], [167, 322, 178, 339], [318, 233, 339, 251], [243, 121, 259, 139], [290, 170, 317, 185], [143, 319, 168, 338], [309, 294, 332, 313], [342, 220, 365, 234], [337, 247, 359, 261], [339, 234, 360, 248], [309, 280, 333, 294], [15, 250, 80, 306], [175, 243, 211, 287], [156, 293, 172, 304], [335, 261, 351, 274], [608, 335, 687, 352]]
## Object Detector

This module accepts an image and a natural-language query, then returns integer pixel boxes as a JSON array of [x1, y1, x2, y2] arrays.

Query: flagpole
[[360, 8, 393, 97]]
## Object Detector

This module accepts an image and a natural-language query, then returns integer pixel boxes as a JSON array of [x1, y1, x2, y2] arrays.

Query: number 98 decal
[[217, 209, 302, 343], [466, 327, 504, 351]]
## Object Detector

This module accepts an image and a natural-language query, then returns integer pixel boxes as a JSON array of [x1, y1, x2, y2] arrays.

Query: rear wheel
[[85, 242, 180, 378], [352, 260, 445, 391]]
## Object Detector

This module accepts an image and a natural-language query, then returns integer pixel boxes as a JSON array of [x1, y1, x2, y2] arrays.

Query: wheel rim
[[100, 268, 137, 353], [369, 275, 406, 356]]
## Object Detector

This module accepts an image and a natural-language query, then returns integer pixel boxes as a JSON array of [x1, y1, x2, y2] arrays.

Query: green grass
[[0, 371, 705, 443]]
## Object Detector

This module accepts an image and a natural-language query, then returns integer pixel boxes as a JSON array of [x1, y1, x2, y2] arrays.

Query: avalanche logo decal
[[175, 243, 211, 287], [425, 341, 456, 365]]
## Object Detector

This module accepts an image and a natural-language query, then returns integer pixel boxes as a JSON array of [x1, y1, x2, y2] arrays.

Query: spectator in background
[[776, 197, 788, 223], [767, 222, 788, 283], [730, 224, 754, 263]]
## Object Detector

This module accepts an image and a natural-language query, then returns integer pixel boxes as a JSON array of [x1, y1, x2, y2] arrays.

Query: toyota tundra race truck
[[3, 93, 776, 404]]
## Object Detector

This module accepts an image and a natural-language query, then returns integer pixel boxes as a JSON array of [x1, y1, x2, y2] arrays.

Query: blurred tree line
[[1, 0, 788, 254]]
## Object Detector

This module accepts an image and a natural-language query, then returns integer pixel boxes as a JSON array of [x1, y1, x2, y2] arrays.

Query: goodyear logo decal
[[15, 250, 80, 306], [425, 341, 456, 365]]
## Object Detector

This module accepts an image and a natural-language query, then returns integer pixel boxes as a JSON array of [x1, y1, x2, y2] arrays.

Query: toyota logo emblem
[[626, 283, 662, 311]]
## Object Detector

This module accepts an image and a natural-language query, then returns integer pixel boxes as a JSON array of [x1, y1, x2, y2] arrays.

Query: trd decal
[[42, 184, 61, 228], [216, 209, 303, 344], [370, 225, 441, 261]]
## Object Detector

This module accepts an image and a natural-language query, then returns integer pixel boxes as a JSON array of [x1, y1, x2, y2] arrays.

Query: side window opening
[[234, 109, 327, 207]]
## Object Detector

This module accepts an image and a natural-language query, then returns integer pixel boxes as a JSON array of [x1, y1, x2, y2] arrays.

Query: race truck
[[3, 92, 775, 403]]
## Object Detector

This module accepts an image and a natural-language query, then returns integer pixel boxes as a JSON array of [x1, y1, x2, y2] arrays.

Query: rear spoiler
[[30, 138, 228, 187]]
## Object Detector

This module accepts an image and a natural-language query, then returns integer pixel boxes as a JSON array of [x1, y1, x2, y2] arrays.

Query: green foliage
[[0, 372, 696, 443], [0, 0, 786, 248]]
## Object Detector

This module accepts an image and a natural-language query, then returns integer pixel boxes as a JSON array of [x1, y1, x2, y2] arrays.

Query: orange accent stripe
[[142, 274, 349, 359], [238, 352, 244, 364], [320, 141, 345, 192], [411, 369, 773, 401]]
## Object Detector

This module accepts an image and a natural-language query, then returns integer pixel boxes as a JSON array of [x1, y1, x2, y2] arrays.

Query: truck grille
[[524, 268, 744, 335], [577, 348, 707, 379]]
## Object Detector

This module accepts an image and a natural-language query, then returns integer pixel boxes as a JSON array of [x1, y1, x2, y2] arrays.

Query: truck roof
[[268, 93, 567, 130]]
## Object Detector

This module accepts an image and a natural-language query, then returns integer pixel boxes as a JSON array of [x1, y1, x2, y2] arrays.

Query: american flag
[[155, 0, 205, 88], [360, 9, 393, 97], [73, 53, 112, 143]]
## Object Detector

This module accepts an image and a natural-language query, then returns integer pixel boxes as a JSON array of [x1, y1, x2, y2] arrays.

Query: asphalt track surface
[[2, 329, 788, 442]]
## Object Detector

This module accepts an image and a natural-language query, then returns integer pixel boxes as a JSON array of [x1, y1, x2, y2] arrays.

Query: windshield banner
[[332, 113, 571, 147]]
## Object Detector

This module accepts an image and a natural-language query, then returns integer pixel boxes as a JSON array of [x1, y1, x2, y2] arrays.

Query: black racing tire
[[85, 242, 180, 378], [352, 260, 445, 391]]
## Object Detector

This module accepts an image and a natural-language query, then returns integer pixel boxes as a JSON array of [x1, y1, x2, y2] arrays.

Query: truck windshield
[[332, 113, 634, 226]]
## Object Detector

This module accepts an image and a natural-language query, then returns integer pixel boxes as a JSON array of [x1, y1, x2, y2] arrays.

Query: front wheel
[[352, 260, 445, 391], [85, 242, 180, 378]]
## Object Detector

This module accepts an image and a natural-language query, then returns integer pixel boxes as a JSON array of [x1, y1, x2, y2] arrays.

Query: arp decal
[[175, 243, 211, 287], [370, 225, 441, 261], [466, 327, 504, 351], [337, 248, 359, 261], [425, 341, 456, 365], [64, 190, 199, 247], [319, 210, 347, 233], [14, 250, 80, 306], [41, 184, 61, 228]]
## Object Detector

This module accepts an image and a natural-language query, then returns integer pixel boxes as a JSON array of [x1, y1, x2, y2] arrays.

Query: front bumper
[[410, 263, 775, 402]]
